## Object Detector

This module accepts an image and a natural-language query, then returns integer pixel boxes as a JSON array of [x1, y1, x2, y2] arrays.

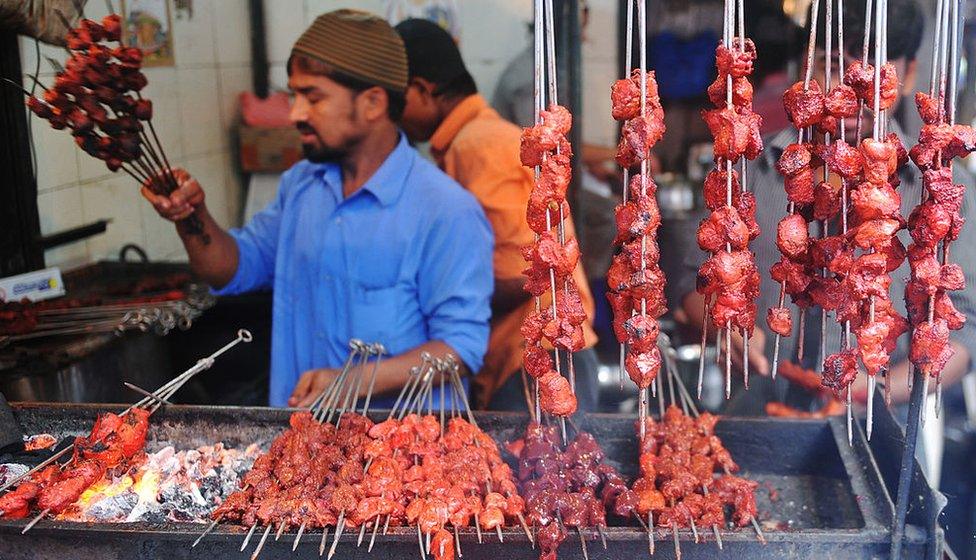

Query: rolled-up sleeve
[[418, 199, 495, 373], [212, 179, 285, 296]]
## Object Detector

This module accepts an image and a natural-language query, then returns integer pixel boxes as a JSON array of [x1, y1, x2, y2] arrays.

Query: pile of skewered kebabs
[[607, 0, 668, 421], [696, 0, 764, 398], [8, 9, 205, 238], [511, 423, 627, 560], [205, 350, 532, 560]]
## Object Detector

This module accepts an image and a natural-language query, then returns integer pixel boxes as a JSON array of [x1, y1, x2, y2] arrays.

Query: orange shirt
[[429, 94, 598, 407]]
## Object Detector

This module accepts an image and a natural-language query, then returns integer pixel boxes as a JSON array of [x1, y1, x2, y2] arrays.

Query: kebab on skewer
[[607, 0, 668, 439], [696, 0, 764, 400], [0, 408, 150, 523], [815, 0, 909, 440], [518, 0, 588, 427], [905, 0, 975, 422], [8, 10, 207, 241], [0, 330, 251, 532]]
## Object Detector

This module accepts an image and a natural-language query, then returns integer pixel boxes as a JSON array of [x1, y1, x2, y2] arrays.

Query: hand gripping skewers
[[606, 0, 667, 441], [0, 329, 252, 530], [907, 0, 975, 424], [696, 0, 764, 400], [4, 5, 207, 241], [520, 0, 586, 431]]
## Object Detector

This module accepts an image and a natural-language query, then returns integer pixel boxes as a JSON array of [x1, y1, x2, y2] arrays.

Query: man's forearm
[[175, 204, 239, 288]]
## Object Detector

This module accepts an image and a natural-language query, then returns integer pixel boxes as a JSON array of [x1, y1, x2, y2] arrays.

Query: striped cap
[[291, 9, 408, 93]]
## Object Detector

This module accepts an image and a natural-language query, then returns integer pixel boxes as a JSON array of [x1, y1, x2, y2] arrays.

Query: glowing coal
[[38, 442, 262, 523]]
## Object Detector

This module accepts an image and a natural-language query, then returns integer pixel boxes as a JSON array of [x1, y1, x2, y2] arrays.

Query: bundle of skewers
[[606, 0, 668, 440], [200, 345, 534, 560], [0, 329, 252, 529], [5, 5, 206, 240], [519, 0, 586, 431], [906, 0, 975, 424], [696, 0, 764, 399], [0, 290, 214, 344]]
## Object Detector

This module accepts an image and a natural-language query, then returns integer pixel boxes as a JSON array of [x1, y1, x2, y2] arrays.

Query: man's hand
[[140, 168, 205, 222], [718, 327, 770, 376], [289, 368, 340, 407]]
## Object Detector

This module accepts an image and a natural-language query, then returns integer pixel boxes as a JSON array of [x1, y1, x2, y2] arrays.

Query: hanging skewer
[[319, 526, 330, 557], [293, 520, 307, 551]]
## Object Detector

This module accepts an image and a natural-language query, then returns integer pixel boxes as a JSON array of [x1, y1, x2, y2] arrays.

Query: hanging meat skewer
[[607, 0, 667, 440], [697, 0, 763, 399], [520, 0, 586, 423], [907, 0, 974, 422], [818, 0, 908, 440]]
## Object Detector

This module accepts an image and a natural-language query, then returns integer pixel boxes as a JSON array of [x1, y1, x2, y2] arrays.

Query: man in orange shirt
[[395, 18, 601, 411]]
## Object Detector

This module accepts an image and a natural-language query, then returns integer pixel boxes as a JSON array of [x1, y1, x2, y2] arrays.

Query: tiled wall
[[22, 2, 252, 269], [24, 0, 619, 271]]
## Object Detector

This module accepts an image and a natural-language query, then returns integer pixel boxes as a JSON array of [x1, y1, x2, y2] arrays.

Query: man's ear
[[902, 58, 918, 95], [358, 86, 391, 122], [409, 77, 437, 100]]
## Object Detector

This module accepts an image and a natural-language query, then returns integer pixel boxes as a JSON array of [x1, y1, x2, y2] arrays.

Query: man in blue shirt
[[140, 9, 493, 407]]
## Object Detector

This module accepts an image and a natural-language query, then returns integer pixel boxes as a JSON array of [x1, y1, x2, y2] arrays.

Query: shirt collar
[[317, 132, 415, 207], [429, 94, 488, 157]]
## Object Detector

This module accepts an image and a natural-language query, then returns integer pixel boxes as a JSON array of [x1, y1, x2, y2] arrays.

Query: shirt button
[[316, 332, 325, 339], [323, 274, 331, 282], [335, 217, 342, 224]]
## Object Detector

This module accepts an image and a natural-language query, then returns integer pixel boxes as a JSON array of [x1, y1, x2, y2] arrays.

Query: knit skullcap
[[291, 9, 408, 93]]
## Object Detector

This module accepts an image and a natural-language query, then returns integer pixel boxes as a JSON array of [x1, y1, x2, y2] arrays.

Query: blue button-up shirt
[[215, 135, 494, 406]]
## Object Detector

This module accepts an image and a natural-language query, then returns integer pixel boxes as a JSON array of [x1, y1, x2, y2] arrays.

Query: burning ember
[[11, 441, 259, 524]]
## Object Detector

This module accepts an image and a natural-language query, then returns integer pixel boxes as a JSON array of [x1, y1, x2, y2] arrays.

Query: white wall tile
[[214, 2, 253, 65], [217, 66, 253, 135], [268, 62, 289, 92], [142, 67, 184, 161], [29, 116, 80, 192], [581, 59, 616, 147], [170, 0, 217, 66], [193, 153, 232, 227], [80, 176, 148, 261], [179, 67, 223, 156], [19, 36, 66, 79], [36, 186, 90, 269], [265, 1, 307, 64]]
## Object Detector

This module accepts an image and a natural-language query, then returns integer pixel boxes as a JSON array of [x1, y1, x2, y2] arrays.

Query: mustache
[[295, 122, 317, 136]]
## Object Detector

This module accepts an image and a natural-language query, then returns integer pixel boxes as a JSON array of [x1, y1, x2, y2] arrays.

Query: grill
[[0, 402, 944, 559]]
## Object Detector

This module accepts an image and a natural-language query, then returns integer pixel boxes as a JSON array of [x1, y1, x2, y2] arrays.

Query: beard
[[296, 122, 351, 163], [302, 142, 347, 163]]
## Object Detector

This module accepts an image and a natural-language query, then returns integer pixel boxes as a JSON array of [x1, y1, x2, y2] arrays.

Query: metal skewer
[[192, 518, 219, 547], [241, 524, 258, 552], [293, 521, 306, 551], [327, 512, 345, 560], [319, 526, 330, 557], [249, 525, 272, 560]]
